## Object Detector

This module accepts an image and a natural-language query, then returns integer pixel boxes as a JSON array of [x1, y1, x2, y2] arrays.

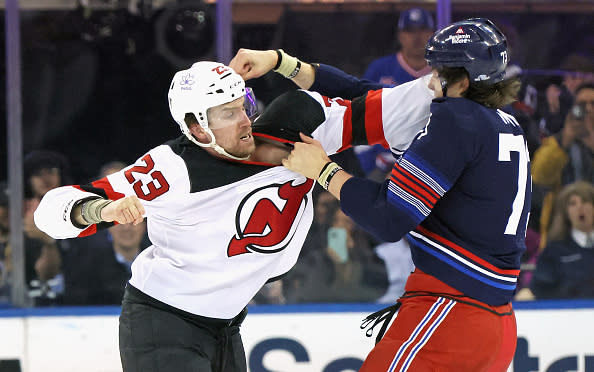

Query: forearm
[[339, 177, 418, 242], [291, 62, 316, 90], [71, 197, 113, 227], [71, 202, 88, 226], [326, 169, 352, 200], [34, 186, 109, 239], [310, 63, 386, 99], [272, 49, 316, 89], [316, 161, 416, 242], [274, 50, 384, 95]]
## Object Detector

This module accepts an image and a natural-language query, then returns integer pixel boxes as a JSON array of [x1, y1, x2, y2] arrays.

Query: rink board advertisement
[[0, 302, 593, 372]]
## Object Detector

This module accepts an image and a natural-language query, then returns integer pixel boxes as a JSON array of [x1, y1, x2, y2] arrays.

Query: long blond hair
[[548, 181, 594, 241]]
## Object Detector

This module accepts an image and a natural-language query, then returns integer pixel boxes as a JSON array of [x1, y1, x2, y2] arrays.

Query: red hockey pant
[[360, 270, 516, 372]]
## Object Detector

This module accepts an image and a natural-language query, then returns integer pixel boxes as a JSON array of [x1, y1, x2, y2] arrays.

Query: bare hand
[[101, 195, 145, 225], [561, 114, 587, 148], [229, 48, 278, 81], [282, 133, 331, 179]]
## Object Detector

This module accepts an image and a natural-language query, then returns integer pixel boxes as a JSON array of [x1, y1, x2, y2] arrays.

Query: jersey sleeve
[[34, 145, 188, 239], [339, 101, 478, 241], [310, 75, 433, 156], [310, 63, 387, 99], [253, 77, 432, 157]]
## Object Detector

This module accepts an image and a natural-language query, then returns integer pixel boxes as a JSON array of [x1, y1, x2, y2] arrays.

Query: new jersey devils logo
[[227, 179, 314, 257]]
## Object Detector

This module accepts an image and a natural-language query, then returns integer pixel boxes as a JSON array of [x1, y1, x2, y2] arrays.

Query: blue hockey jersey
[[340, 97, 531, 306]]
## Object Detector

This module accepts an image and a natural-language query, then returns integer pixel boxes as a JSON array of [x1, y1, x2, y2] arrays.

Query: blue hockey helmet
[[425, 18, 508, 84]]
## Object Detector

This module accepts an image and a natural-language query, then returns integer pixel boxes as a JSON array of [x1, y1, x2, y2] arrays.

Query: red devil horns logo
[[228, 179, 314, 256]]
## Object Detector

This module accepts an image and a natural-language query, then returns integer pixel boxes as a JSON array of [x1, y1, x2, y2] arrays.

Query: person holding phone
[[532, 82, 594, 247], [286, 208, 388, 303]]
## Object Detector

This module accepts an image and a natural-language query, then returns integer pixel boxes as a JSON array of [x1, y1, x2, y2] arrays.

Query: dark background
[[1, 5, 593, 183]]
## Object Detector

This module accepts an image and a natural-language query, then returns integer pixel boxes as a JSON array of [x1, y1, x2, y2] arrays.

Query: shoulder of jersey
[[430, 97, 492, 134], [163, 135, 272, 193]]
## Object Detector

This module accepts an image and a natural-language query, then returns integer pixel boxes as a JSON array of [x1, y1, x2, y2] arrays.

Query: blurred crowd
[[1, 8, 594, 307]]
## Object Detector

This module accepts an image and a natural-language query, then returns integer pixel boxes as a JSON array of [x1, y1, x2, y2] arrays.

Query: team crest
[[227, 179, 314, 257]]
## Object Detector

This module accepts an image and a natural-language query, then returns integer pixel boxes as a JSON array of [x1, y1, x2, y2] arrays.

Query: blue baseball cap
[[398, 8, 435, 31]]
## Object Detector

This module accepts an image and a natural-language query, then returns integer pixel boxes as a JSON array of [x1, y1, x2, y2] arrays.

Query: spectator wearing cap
[[362, 8, 434, 86], [356, 8, 435, 181]]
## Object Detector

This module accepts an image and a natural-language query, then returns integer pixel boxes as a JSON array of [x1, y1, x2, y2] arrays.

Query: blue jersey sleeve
[[340, 100, 478, 242], [311, 63, 389, 99]]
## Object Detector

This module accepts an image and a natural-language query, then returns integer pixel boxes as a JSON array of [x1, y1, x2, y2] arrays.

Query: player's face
[[29, 167, 61, 198], [208, 96, 255, 158], [398, 28, 434, 59], [428, 70, 444, 98], [109, 221, 146, 252], [566, 194, 594, 233]]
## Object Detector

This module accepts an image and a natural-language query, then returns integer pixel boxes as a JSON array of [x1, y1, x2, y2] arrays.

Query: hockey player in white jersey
[[34, 55, 435, 371]]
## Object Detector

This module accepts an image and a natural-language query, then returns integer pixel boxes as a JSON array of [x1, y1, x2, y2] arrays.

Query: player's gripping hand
[[282, 133, 331, 180], [229, 48, 278, 81], [101, 195, 145, 225]]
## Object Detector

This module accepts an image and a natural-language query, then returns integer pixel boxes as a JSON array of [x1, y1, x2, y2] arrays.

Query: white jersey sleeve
[[34, 144, 189, 239], [306, 74, 434, 156], [34, 186, 106, 239]]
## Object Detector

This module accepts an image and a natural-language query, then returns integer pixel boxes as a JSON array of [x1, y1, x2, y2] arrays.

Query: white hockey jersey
[[34, 76, 433, 318]]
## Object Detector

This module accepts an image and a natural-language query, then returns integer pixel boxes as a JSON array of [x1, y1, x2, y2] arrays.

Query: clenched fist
[[101, 195, 145, 225]]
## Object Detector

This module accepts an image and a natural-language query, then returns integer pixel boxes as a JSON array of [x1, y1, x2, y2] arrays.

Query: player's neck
[[250, 142, 290, 164]]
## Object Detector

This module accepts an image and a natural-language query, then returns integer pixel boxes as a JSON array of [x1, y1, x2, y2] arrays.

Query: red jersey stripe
[[391, 168, 439, 205], [90, 179, 126, 201], [392, 163, 440, 201], [416, 226, 521, 276], [390, 176, 434, 209], [364, 90, 389, 148], [338, 100, 353, 152]]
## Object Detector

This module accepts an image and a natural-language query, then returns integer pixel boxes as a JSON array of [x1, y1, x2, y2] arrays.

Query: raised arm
[[230, 48, 316, 90], [229, 48, 387, 99]]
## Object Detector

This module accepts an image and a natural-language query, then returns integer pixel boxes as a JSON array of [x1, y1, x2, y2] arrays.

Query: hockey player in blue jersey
[[283, 18, 530, 371]]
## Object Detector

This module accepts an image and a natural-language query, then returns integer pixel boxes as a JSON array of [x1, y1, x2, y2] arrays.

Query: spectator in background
[[374, 237, 414, 304], [98, 160, 127, 179], [61, 159, 150, 305], [357, 8, 435, 179], [531, 83, 594, 248], [536, 54, 594, 136], [524, 181, 594, 299], [63, 220, 146, 305], [285, 208, 387, 303], [282, 190, 339, 303], [250, 281, 285, 305], [363, 8, 434, 86], [0, 182, 10, 302], [23, 150, 72, 304], [299, 190, 339, 257]]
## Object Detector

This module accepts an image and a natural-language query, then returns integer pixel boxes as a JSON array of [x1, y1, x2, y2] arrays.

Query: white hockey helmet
[[168, 61, 256, 160]]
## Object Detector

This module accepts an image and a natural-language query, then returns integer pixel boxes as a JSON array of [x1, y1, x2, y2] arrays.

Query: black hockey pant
[[119, 284, 248, 372]]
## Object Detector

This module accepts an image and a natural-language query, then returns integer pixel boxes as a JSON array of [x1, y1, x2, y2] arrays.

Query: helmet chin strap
[[186, 127, 250, 161]]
